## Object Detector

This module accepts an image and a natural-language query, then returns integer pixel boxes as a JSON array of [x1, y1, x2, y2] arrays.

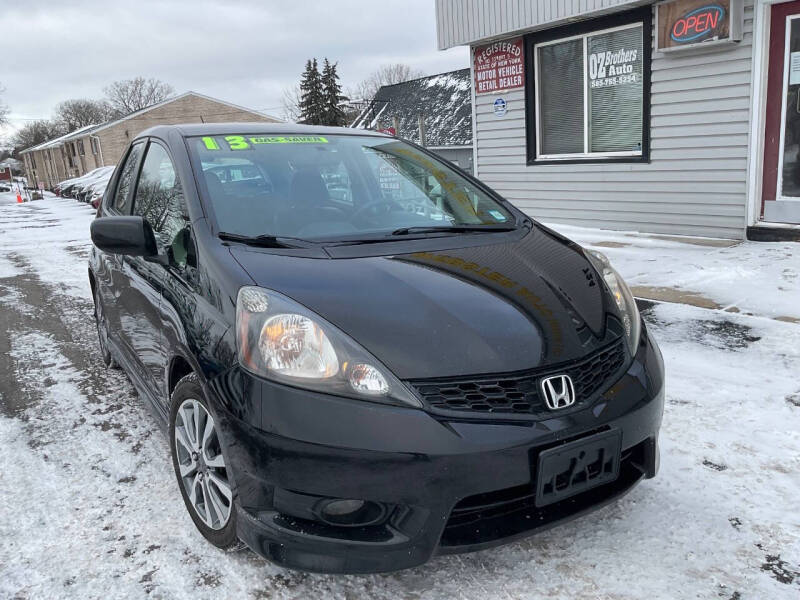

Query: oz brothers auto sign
[[657, 0, 741, 51]]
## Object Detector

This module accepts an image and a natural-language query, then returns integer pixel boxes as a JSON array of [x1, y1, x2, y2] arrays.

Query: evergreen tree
[[298, 59, 325, 125], [321, 58, 347, 127]]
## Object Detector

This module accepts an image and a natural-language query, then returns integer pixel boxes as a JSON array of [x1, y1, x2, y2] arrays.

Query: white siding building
[[436, 0, 800, 239]]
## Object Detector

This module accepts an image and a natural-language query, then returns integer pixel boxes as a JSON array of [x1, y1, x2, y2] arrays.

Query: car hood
[[229, 228, 619, 379]]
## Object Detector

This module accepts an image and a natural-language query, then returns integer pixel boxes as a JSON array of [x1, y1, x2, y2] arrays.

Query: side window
[[133, 142, 190, 263], [112, 142, 144, 213]]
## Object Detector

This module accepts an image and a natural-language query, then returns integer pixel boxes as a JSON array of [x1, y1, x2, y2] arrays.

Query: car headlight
[[585, 250, 641, 354], [236, 286, 421, 407]]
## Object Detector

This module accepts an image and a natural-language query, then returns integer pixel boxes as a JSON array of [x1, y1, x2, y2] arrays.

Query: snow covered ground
[[1, 195, 799, 599], [551, 223, 800, 322]]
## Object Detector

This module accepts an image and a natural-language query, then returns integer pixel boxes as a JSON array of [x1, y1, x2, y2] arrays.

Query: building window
[[526, 8, 651, 164], [77, 140, 85, 156], [91, 137, 99, 155]]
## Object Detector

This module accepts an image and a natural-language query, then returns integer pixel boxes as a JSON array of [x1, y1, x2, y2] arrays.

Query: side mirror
[[90, 216, 158, 258]]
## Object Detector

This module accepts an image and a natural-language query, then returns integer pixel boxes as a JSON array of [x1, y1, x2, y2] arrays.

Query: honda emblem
[[540, 375, 576, 410]]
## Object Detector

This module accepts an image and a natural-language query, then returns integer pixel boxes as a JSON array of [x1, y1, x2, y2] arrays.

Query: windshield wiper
[[325, 225, 519, 247], [218, 232, 314, 249], [390, 225, 517, 236]]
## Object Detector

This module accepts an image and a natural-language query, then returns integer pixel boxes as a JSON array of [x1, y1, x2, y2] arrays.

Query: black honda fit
[[89, 123, 664, 574]]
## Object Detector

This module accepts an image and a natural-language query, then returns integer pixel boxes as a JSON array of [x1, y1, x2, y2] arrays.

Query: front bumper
[[208, 331, 664, 574]]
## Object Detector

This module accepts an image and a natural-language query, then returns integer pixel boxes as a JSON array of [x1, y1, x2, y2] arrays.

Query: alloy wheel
[[174, 399, 233, 530]]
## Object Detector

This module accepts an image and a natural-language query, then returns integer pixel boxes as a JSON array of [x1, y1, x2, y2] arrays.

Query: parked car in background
[[88, 176, 113, 209], [60, 167, 111, 198], [56, 176, 79, 197], [89, 123, 664, 574], [58, 177, 85, 198], [75, 167, 114, 202]]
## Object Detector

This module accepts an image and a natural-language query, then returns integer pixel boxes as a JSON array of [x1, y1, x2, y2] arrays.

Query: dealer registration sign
[[474, 38, 525, 94], [657, 0, 743, 51]]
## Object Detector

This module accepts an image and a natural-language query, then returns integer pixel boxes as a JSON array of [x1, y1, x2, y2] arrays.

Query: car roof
[[73, 170, 103, 181], [135, 122, 392, 141]]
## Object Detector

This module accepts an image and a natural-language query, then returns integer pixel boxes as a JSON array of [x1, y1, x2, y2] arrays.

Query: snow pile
[[551, 222, 800, 321]]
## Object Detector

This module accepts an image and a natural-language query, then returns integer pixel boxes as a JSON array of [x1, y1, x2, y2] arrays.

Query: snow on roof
[[21, 123, 101, 154], [351, 68, 472, 147]]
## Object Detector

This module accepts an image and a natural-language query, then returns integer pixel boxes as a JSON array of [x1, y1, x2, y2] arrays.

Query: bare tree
[[350, 64, 424, 104], [55, 98, 112, 132], [0, 83, 9, 126], [103, 77, 174, 117], [11, 120, 64, 150], [281, 84, 302, 122]]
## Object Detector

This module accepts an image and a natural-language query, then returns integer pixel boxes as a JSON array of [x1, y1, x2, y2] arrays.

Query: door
[[762, 1, 800, 223], [123, 140, 191, 397], [96, 140, 145, 352]]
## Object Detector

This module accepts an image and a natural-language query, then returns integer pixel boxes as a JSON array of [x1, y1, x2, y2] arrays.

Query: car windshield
[[187, 133, 515, 241]]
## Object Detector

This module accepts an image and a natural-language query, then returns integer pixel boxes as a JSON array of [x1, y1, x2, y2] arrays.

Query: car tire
[[169, 372, 239, 550], [93, 288, 118, 369]]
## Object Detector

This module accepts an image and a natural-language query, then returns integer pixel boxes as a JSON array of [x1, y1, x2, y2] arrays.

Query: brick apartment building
[[21, 92, 280, 188]]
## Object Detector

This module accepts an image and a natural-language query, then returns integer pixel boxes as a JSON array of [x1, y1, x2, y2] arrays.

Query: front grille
[[411, 339, 627, 417]]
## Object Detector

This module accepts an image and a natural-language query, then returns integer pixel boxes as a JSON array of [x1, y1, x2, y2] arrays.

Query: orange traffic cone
[[16, 192, 22, 203]]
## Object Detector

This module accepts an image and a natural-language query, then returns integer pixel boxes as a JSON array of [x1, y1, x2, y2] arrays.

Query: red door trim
[[761, 1, 800, 211]]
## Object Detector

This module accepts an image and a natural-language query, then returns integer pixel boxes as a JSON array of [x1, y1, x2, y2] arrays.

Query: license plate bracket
[[535, 429, 622, 507]]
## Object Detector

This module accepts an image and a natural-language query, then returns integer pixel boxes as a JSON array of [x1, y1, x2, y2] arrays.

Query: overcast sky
[[0, 0, 467, 140]]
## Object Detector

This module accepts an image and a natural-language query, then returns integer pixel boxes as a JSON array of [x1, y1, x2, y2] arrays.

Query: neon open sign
[[670, 4, 726, 43]]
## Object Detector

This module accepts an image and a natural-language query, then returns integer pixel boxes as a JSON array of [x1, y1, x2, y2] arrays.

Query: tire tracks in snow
[[0, 253, 242, 598]]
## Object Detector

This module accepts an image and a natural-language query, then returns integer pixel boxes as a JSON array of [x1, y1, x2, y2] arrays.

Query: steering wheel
[[350, 199, 404, 222]]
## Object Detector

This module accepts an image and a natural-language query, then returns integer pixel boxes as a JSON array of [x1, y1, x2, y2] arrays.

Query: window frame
[[525, 7, 652, 166], [107, 140, 146, 215], [130, 139, 191, 254], [130, 139, 187, 221]]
